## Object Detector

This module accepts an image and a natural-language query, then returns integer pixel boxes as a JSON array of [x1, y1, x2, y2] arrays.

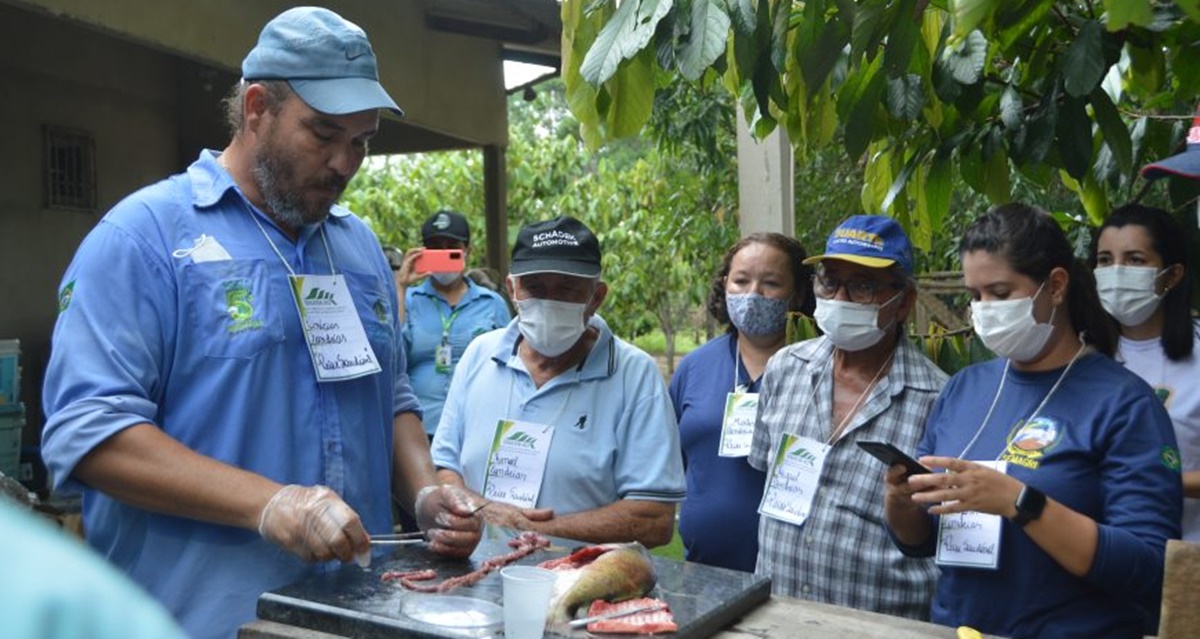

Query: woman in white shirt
[[1092, 203, 1200, 540]]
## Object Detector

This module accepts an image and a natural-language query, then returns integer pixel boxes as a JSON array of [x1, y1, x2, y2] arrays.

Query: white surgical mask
[[431, 272, 461, 286], [814, 292, 900, 352], [970, 283, 1055, 362], [1094, 265, 1165, 327], [515, 297, 588, 357]]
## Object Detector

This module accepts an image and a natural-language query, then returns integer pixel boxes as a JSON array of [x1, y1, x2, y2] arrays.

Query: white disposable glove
[[258, 484, 369, 565], [414, 484, 485, 558]]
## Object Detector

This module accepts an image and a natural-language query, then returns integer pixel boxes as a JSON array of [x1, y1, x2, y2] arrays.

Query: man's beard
[[251, 131, 346, 229]]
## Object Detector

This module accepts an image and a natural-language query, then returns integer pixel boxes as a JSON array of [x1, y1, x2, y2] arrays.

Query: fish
[[537, 542, 658, 625], [584, 597, 678, 634]]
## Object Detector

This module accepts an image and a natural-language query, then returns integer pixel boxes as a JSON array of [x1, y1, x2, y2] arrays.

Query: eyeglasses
[[812, 273, 902, 304]]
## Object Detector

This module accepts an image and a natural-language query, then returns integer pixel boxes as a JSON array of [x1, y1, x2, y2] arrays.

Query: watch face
[[1014, 485, 1047, 525]]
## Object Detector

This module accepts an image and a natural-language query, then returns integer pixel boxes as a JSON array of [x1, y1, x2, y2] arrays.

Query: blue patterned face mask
[[726, 293, 789, 337]]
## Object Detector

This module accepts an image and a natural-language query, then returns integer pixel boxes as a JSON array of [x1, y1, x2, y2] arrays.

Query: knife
[[567, 602, 668, 629], [368, 531, 428, 545]]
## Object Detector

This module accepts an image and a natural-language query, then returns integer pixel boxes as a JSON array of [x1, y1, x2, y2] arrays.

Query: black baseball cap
[[510, 216, 602, 278], [421, 210, 470, 245]]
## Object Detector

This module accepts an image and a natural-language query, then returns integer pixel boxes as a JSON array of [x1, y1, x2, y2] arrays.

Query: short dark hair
[[707, 233, 814, 331], [221, 80, 294, 137], [959, 203, 1117, 357], [1090, 204, 1195, 361]]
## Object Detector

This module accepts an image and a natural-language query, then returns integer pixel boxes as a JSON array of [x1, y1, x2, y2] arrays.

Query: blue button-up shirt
[[42, 150, 419, 639], [404, 278, 510, 435]]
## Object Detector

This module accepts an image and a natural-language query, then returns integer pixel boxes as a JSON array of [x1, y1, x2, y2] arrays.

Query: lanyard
[[958, 341, 1088, 460], [248, 209, 336, 276], [733, 339, 748, 393], [439, 304, 463, 337], [827, 349, 894, 444]]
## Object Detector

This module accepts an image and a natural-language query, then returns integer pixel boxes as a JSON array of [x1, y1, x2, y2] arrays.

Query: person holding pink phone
[[397, 210, 511, 438]]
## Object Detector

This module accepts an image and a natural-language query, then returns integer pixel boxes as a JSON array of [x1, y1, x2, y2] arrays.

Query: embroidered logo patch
[[58, 280, 76, 312], [1162, 446, 1183, 472], [1001, 416, 1062, 470], [223, 280, 263, 333]]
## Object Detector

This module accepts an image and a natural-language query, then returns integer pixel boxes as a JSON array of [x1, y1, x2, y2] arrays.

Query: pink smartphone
[[413, 249, 465, 273]]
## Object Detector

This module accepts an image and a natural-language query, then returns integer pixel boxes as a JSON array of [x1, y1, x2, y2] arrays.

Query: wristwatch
[[1011, 484, 1047, 527]]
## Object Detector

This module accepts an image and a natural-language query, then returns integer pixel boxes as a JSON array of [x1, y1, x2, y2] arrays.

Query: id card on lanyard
[[290, 274, 382, 381], [246, 207, 382, 383], [935, 460, 1006, 569], [482, 419, 554, 508], [758, 433, 830, 525], [718, 392, 758, 457], [435, 306, 461, 375]]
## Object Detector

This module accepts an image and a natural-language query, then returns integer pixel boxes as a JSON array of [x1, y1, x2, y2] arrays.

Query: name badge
[[435, 340, 453, 375], [758, 434, 830, 526], [483, 420, 554, 508], [935, 460, 1006, 570], [289, 274, 382, 382], [718, 392, 758, 457]]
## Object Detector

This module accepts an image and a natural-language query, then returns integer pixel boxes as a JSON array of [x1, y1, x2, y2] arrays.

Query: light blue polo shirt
[[404, 278, 510, 435], [41, 150, 419, 639], [431, 316, 685, 513]]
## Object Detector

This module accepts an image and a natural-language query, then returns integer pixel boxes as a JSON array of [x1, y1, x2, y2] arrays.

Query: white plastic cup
[[500, 565, 557, 639]]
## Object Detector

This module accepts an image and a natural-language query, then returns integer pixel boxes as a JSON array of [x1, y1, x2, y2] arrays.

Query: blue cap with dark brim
[[1141, 108, 1200, 180], [242, 7, 403, 117]]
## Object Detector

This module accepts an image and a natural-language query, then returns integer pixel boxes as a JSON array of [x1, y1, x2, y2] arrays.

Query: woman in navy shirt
[[668, 233, 812, 571]]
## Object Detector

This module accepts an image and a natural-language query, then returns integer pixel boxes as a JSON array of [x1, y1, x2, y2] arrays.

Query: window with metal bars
[[43, 126, 96, 211]]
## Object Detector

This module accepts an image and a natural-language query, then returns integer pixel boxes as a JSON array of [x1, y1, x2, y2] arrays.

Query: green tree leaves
[[563, 0, 1200, 233]]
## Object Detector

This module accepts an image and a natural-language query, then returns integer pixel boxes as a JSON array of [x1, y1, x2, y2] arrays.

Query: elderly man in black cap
[[41, 8, 481, 638], [431, 216, 686, 547]]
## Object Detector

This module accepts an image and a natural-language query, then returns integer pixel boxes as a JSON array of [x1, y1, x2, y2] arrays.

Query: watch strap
[[1011, 484, 1047, 527]]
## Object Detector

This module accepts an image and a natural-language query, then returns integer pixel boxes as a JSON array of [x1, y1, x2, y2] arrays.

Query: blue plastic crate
[[0, 339, 18, 408], [0, 405, 23, 479]]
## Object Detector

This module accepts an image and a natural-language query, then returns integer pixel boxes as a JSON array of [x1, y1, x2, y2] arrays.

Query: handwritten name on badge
[[290, 274, 381, 382], [935, 461, 1005, 570], [483, 420, 554, 508], [758, 434, 830, 526], [718, 392, 758, 457]]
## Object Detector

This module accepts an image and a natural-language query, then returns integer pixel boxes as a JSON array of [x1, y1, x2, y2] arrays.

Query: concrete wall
[[5, 0, 510, 147], [0, 1, 517, 473], [0, 4, 180, 452]]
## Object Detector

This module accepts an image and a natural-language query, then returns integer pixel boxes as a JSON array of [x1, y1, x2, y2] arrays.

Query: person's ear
[[1160, 263, 1186, 295], [505, 275, 517, 301], [244, 83, 271, 133], [588, 281, 608, 315], [1048, 266, 1070, 305]]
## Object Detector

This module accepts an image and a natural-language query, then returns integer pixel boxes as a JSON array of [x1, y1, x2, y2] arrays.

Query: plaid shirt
[[749, 335, 946, 620]]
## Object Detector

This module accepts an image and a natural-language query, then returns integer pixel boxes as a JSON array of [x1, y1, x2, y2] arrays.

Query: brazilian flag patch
[[1162, 446, 1182, 472], [58, 280, 76, 313]]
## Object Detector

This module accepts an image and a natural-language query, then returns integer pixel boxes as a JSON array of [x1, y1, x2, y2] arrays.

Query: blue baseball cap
[[803, 215, 914, 275], [241, 7, 403, 117], [1142, 106, 1200, 180]]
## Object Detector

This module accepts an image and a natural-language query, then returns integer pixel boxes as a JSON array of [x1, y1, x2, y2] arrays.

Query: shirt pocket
[[182, 259, 286, 359]]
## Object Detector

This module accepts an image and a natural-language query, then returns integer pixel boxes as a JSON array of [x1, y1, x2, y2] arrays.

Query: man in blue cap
[[747, 215, 946, 618], [41, 8, 481, 638]]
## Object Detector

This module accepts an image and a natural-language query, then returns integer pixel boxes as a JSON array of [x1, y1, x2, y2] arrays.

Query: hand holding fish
[[414, 484, 484, 558]]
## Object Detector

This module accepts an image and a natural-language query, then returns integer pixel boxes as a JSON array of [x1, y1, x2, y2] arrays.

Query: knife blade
[[567, 602, 668, 629]]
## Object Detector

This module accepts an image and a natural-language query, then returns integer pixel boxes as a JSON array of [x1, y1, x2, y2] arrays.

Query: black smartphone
[[856, 440, 930, 476]]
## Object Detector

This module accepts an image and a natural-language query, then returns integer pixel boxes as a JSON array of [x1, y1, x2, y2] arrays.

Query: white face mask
[[431, 272, 461, 286], [814, 292, 900, 352], [1094, 265, 1165, 327], [970, 283, 1055, 362], [515, 297, 588, 357]]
